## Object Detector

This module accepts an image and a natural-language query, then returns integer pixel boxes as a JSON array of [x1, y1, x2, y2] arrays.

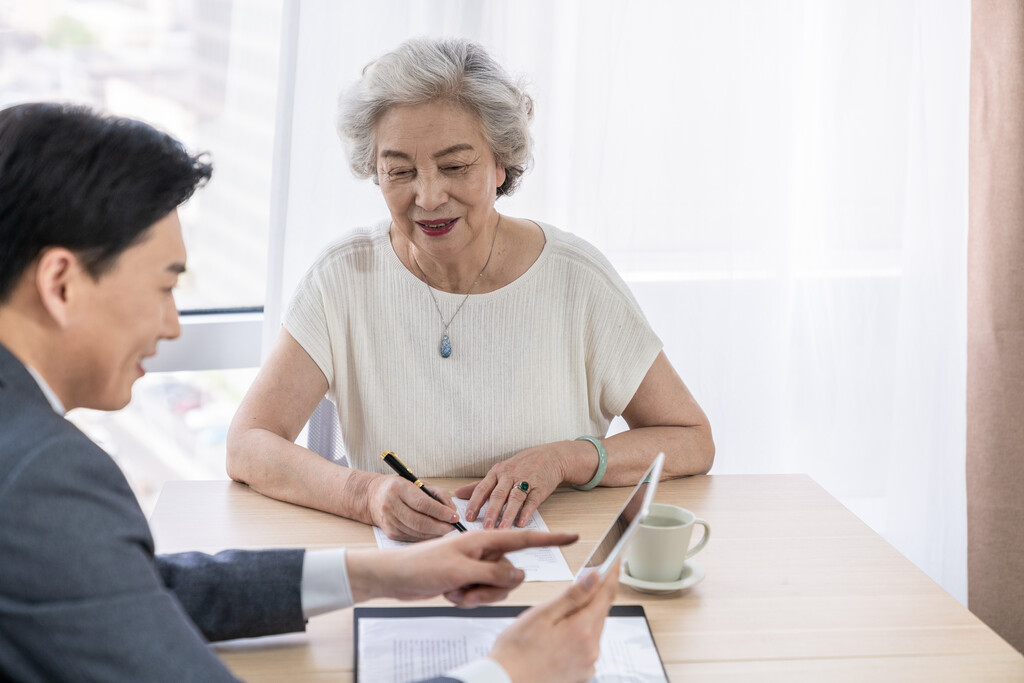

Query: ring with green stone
[[517, 481, 530, 493]]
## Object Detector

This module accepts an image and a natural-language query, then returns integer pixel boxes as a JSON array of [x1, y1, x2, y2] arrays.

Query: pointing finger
[[469, 529, 579, 557]]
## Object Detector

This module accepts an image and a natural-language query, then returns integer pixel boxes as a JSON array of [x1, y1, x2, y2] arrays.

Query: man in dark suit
[[0, 103, 618, 682]]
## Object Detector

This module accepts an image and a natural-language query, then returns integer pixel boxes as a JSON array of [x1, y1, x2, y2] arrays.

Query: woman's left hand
[[455, 441, 583, 529]]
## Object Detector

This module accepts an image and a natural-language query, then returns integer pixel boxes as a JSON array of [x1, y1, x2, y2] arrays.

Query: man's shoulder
[[0, 390, 143, 521], [0, 378, 112, 488], [0, 361, 83, 488], [0, 434, 154, 605], [0, 358, 152, 603]]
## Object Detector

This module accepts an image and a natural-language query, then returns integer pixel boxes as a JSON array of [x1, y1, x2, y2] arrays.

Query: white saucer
[[620, 560, 706, 595]]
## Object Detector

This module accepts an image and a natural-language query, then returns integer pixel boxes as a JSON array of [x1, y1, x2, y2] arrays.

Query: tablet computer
[[576, 452, 664, 578]]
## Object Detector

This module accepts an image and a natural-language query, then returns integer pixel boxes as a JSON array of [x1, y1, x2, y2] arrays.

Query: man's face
[[64, 211, 185, 411]]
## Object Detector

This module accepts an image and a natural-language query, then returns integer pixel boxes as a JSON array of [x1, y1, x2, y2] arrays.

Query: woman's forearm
[[226, 428, 380, 523], [600, 424, 714, 486], [583, 350, 713, 487], [559, 424, 713, 490]]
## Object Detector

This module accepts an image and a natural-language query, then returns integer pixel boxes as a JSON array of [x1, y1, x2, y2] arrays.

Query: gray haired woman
[[227, 38, 714, 542]]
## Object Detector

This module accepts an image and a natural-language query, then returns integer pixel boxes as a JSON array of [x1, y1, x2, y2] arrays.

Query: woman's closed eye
[[440, 157, 477, 174]]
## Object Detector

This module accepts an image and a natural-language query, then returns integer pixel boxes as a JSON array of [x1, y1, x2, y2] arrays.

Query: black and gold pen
[[380, 451, 468, 532]]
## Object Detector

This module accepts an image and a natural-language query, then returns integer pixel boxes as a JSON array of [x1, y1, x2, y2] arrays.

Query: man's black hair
[[0, 102, 213, 302]]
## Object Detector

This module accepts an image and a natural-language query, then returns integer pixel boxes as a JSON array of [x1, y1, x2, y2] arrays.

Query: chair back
[[307, 397, 348, 466]]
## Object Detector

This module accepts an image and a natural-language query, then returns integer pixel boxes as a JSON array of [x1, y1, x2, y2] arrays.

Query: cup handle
[[685, 518, 710, 559]]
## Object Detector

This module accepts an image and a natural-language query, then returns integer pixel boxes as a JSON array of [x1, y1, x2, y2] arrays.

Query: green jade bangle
[[572, 436, 608, 490]]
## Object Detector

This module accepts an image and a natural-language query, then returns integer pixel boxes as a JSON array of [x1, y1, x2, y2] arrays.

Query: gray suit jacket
[[0, 343, 306, 681]]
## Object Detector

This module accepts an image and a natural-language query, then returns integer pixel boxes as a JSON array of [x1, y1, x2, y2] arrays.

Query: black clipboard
[[353, 604, 668, 682]]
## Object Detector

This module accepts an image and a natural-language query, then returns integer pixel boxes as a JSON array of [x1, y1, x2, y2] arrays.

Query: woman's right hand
[[367, 474, 463, 541]]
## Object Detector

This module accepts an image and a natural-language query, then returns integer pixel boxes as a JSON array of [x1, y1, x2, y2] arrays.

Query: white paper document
[[356, 610, 667, 682], [371, 498, 573, 582]]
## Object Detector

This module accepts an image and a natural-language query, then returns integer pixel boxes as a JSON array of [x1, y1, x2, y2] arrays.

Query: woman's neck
[[395, 215, 501, 294]]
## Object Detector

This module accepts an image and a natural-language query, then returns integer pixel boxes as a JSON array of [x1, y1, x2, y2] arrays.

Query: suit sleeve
[[0, 432, 302, 682], [157, 549, 306, 642]]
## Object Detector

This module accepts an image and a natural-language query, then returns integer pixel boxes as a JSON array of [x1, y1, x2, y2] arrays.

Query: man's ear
[[34, 247, 82, 328]]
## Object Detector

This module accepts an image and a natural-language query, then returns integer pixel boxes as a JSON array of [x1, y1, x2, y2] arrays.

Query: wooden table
[[149, 475, 1024, 682]]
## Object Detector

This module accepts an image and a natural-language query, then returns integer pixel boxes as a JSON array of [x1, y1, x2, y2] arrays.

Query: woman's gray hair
[[337, 38, 534, 197]]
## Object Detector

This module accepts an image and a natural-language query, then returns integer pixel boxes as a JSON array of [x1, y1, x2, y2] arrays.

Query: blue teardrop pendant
[[440, 333, 452, 358]]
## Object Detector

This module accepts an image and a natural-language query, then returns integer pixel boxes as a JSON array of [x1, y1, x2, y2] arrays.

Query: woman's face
[[375, 100, 506, 265]]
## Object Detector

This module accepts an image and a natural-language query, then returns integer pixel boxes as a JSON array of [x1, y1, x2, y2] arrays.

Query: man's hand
[[489, 564, 620, 683], [345, 530, 579, 606]]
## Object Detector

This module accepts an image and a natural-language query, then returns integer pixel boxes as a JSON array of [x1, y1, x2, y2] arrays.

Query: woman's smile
[[415, 217, 458, 236]]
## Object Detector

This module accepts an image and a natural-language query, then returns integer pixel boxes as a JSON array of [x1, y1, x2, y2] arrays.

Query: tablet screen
[[576, 452, 664, 578]]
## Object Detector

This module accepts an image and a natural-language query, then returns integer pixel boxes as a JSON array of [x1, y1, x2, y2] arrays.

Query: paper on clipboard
[[354, 605, 668, 682]]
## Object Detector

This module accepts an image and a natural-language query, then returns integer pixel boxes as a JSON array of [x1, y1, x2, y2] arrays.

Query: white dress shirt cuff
[[445, 657, 513, 683], [300, 547, 354, 619]]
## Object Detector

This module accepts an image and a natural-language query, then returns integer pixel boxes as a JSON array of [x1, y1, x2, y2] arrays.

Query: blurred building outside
[[0, 0, 282, 514]]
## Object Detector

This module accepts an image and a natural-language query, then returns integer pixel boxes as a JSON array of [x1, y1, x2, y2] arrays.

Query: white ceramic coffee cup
[[625, 503, 710, 583]]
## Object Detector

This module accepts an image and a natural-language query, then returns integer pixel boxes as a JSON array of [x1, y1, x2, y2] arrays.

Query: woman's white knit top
[[284, 220, 662, 477]]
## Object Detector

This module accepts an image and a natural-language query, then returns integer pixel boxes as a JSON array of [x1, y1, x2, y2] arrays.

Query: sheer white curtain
[[268, 0, 969, 602]]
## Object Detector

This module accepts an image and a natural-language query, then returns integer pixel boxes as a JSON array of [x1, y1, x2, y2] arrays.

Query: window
[[0, 0, 285, 509], [68, 369, 257, 515], [0, 0, 283, 310]]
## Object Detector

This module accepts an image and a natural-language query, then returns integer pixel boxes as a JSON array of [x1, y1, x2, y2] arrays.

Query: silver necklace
[[412, 215, 500, 358]]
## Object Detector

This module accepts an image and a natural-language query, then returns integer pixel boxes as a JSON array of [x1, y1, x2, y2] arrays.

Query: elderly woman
[[227, 38, 714, 541]]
